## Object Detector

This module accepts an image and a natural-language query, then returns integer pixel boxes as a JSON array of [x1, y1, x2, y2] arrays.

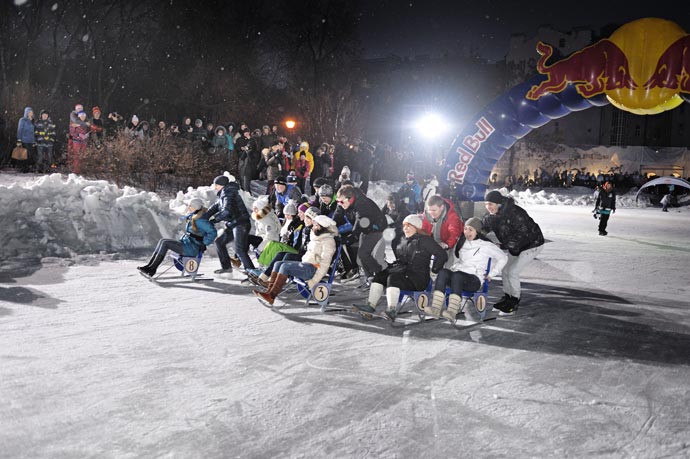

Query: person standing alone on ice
[[594, 182, 616, 235], [482, 190, 544, 315]]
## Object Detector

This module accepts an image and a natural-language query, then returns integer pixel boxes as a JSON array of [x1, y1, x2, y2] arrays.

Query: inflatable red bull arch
[[445, 17, 690, 200]]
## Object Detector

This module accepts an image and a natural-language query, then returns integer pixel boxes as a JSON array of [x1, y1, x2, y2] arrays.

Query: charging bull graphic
[[443, 17, 690, 201], [526, 40, 637, 100]]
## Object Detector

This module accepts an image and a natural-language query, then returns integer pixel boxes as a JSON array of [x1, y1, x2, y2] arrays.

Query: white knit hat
[[314, 215, 335, 228], [253, 195, 270, 210], [402, 214, 423, 229], [187, 198, 204, 211]]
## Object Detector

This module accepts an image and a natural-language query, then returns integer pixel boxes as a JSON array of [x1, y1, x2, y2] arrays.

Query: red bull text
[[447, 117, 494, 183]]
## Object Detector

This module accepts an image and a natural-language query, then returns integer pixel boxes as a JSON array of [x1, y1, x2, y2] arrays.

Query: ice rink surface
[[2, 174, 690, 458]]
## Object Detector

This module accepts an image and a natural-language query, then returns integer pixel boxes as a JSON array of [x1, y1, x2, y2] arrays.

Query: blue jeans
[[434, 269, 481, 296], [264, 251, 301, 276], [215, 222, 255, 270], [274, 261, 316, 280]]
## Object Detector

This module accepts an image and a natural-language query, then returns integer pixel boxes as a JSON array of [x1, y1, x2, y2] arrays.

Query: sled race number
[[312, 285, 329, 302], [447, 117, 495, 184], [184, 259, 199, 273]]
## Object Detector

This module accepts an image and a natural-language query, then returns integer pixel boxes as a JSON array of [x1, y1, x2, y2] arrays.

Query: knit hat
[[304, 207, 320, 220], [297, 203, 311, 214], [275, 176, 287, 186], [187, 198, 204, 211], [318, 184, 334, 197], [75, 104, 83, 111], [464, 217, 483, 234], [253, 195, 270, 210], [484, 190, 505, 204], [213, 175, 230, 187], [314, 215, 335, 228], [286, 174, 297, 183], [406, 173, 415, 181], [402, 214, 423, 229], [131, 115, 139, 123], [92, 106, 101, 114], [77, 111, 86, 117], [284, 201, 298, 216], [312, 177, 329, 188]]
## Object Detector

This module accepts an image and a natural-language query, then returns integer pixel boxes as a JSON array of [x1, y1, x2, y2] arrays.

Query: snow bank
[[0, 173, 685, 262]]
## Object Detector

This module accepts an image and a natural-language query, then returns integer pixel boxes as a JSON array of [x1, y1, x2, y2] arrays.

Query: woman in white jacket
[[423, 217, 508, 321], [253, 215, 337, 306]]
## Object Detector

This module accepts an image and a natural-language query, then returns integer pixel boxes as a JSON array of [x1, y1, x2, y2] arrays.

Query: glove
[[208, 216, 217, 223]]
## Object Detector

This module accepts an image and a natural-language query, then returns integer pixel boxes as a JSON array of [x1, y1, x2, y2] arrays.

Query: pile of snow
[[1, 173, 685, 263]]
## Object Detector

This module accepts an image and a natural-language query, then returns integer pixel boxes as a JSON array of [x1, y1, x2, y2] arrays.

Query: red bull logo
[[526, 18, 690, 115], [526, 40, 636, 100], [447, 117, 494, 183]]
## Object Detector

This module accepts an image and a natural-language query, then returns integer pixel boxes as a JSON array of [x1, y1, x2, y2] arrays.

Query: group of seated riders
[[138, 173, 545, 319]]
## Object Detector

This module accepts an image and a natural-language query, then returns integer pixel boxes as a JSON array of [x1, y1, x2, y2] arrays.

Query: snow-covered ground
[[1, 171, 690, 458]]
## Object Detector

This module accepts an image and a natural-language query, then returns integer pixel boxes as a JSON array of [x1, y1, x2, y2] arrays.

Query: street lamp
[[285, 119, 296, 130]]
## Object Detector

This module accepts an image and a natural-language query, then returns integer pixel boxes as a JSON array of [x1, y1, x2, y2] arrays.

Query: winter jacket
[[179, 208, 218, 256], [301, 226, 337, 288], [482, 197, 544, 256], [422, 179, 439, 202], [263, 148, 282, 181], [69, 122, 90, 144], [294, 155, 311, 179], [398, 181, 423, 213], [17, 107, 35, 144], [237, 137, 260, 178], [451, 238, 508, 283], [203, 181, 250, 230], [280, 217, 303, 248], [211, 127, 229, 150], [252, 206, 281, 251], [595, 189, 616, 213], [292, 147, 314, 174], [349, 187, 387, 236], [389, 233, 448, 291], [260, 132, 278, 150], [271, 184, 303, 217], [35, 115, 56, 146], [421, 197, 464, 248]]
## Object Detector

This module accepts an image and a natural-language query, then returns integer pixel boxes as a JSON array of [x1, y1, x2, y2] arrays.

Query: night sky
[[357, 1, 690, 61]]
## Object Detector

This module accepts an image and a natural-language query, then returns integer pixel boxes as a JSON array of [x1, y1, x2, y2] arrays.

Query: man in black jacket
[[594, 182, 616, 236], [335, 185, 387, 281], [482, 190, 544, 315], [203, 175, 256, 274]]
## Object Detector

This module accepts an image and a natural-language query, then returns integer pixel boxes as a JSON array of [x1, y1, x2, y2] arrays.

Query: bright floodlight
[[415, 113, 449, 138], [285, 119, 296, 129]]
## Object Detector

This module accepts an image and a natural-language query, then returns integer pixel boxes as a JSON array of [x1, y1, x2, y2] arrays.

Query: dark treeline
[[0, 0, 365, 144]]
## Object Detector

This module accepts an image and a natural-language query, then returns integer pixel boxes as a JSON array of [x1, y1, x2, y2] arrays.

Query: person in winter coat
[[181, 117, 194, 139], [293, 149, 311, 192], [263, 140, 283, 182], [211, 126, 229, 152], [124, 115, 143, 141], [260, 125, 277, 151], [203, 174, 256, 273], [270, 175, 304, 219], [16, 106, 35, 171], [69, 110, 90, 173], [192, 119, 206, 142], [253, 214, 337, 305], [292, 141, 314, 175], [660, 193, 671, 212], [251, 204, 316, 288], [398, 173, 423, 213], [34, 109, 56, 172], [353, 214, 447, 320], [594, 182, 616, 235], [90, 106, 105, 146], [482, 190, 544, 315], [236, 130, 260, 192], [251, 195, 291, 266], [383, 193, 410, 252], [279, 201, 303, 248], [423, 217, 507, 321], [335, 184, 387, 280], [421, 195, 464, 267], [137, 198, 217, 278], [422, 175, 439, 203]]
